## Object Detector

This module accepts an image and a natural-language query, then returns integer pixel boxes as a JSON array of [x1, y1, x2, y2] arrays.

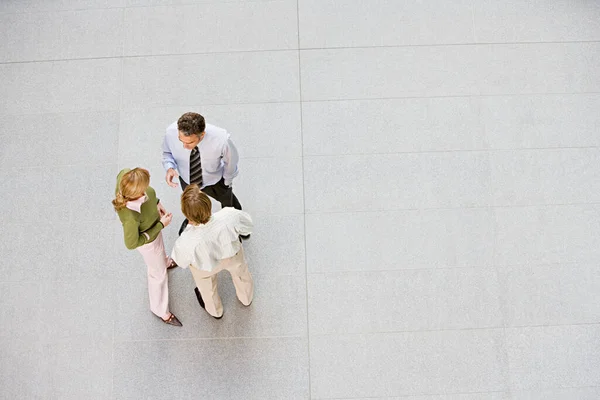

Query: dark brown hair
[[181, 184, 212, 224], [177, 112, 206, 136]]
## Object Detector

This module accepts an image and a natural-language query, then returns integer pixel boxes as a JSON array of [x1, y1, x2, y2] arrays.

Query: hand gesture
[[160, 212, 173, 227], [165, 168, 179, 188]]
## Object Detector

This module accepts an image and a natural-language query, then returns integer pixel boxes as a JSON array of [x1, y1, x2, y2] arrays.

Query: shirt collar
[[125, 194, 148, 213]]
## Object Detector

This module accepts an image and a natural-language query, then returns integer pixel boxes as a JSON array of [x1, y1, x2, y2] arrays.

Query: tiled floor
[[1, 1, 599, 399]]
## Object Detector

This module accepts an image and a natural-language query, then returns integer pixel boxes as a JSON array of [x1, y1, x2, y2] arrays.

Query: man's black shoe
[[194, 287, 205, 309], [194, 288, 223, 319]]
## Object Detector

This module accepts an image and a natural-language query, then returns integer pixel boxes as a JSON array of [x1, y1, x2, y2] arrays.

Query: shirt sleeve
[[121, 219, 149, 250], [222, 137, 239, 186], [170, 240, 192, 269], [234, 210, 253, 236], [162, 132, 178, 172]]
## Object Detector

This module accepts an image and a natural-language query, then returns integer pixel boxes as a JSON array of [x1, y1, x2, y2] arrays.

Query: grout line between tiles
[[108, 322, 600, 345], [2, 41, 600, 64], [2, 37, 600, 65], [0, 49, 298, 65], [302, 146, 600, 157], [296, 0, 312, 396], [0, 273, 304, 285], [114, 334, 305, 343], [300, 91, 600, 102], [304, 265, 505, 275], [2, 144, 599, 169], [299, 39, 600, 50], [0, 260, 591, 285], [2, 93, 600, 115], [316, 389, 511, 399], [2, 144, 600, 170], [303, 201, 600, 215], [308, 321, 600, 338]]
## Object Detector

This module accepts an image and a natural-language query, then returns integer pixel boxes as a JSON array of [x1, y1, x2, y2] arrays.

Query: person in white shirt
[[171, 184, 254, 319], [162, 112, 244, 235]]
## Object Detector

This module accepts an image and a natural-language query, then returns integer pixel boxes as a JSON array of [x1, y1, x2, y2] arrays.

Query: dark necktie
[[189, 146, 203, 187]]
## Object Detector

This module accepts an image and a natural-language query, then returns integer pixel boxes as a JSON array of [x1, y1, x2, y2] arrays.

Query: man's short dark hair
[[177, 112, 206, 136]]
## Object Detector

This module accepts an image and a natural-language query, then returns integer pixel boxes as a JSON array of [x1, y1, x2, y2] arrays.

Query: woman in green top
[[112, 168, 182, 327]]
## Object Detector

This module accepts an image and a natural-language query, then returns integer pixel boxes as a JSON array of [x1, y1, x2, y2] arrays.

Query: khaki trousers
[[189, 247, 254, 318], [136, 232, 170, 319]]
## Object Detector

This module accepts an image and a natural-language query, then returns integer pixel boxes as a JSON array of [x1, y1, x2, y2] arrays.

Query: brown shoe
[[161, 313, 182, 327]]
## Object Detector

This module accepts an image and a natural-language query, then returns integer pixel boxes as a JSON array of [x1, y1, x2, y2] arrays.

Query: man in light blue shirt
[[162, 112, 244, 234]]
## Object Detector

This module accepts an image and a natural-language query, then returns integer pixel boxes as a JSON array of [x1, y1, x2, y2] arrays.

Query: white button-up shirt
[[161, 122, 240, 188], [170, 208, 253, 272]]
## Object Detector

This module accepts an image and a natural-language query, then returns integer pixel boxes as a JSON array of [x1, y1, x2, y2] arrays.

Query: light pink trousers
[[136, 232, 170, 318]]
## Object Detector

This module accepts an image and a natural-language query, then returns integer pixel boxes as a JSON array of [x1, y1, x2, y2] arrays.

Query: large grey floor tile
[[68, 164, 119, 222], [0, 282, 41, 339], [500, 263, 600, 327], [0, 59, 121, 116], [474, 0, 600, 43], [0, 111, 119, 169], [40, 338, 113, 400], [310, 329, 508, 398], [114, 266, 307, 340], [300, 46, 479, 101], [0, 0, 124, 13], [199, 103, 302, 158], [243, 213, 305, 276], [114, 337, 309, 399], [477, 43, 600, 95], [39, 280, 115, 341], [306, 208, 494, 273], [235, 157, 303, 214], [112, 232, 149, 281], [512, 387, 600, 400], [304, 152, 492, 212], [0, 8, 122, 62], [301, 43, 600, 101], [481, 94, 600, 149], [122, 51, 299, 108], [491, 148, 600, 206], [124, 1, 297, 55], [0, 222, 71, 282], [506, 325, 600, 390], [0, 338, 47, 399], [302, 97, 485, 155], [494, 204, 600, 266], [0, 167, 66, 224], [308, 268, 502, 335], [299, 0, 474, 48], [118, 103, 301, 167], [67, 220, 120, 280]]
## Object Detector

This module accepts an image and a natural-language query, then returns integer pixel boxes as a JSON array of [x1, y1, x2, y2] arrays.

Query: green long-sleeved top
[[115, 169, 164, 250]]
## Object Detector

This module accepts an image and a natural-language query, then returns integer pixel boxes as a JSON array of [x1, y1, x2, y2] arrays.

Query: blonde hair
[[181, 184, 212, 224], [112, 168, 150, 211]]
